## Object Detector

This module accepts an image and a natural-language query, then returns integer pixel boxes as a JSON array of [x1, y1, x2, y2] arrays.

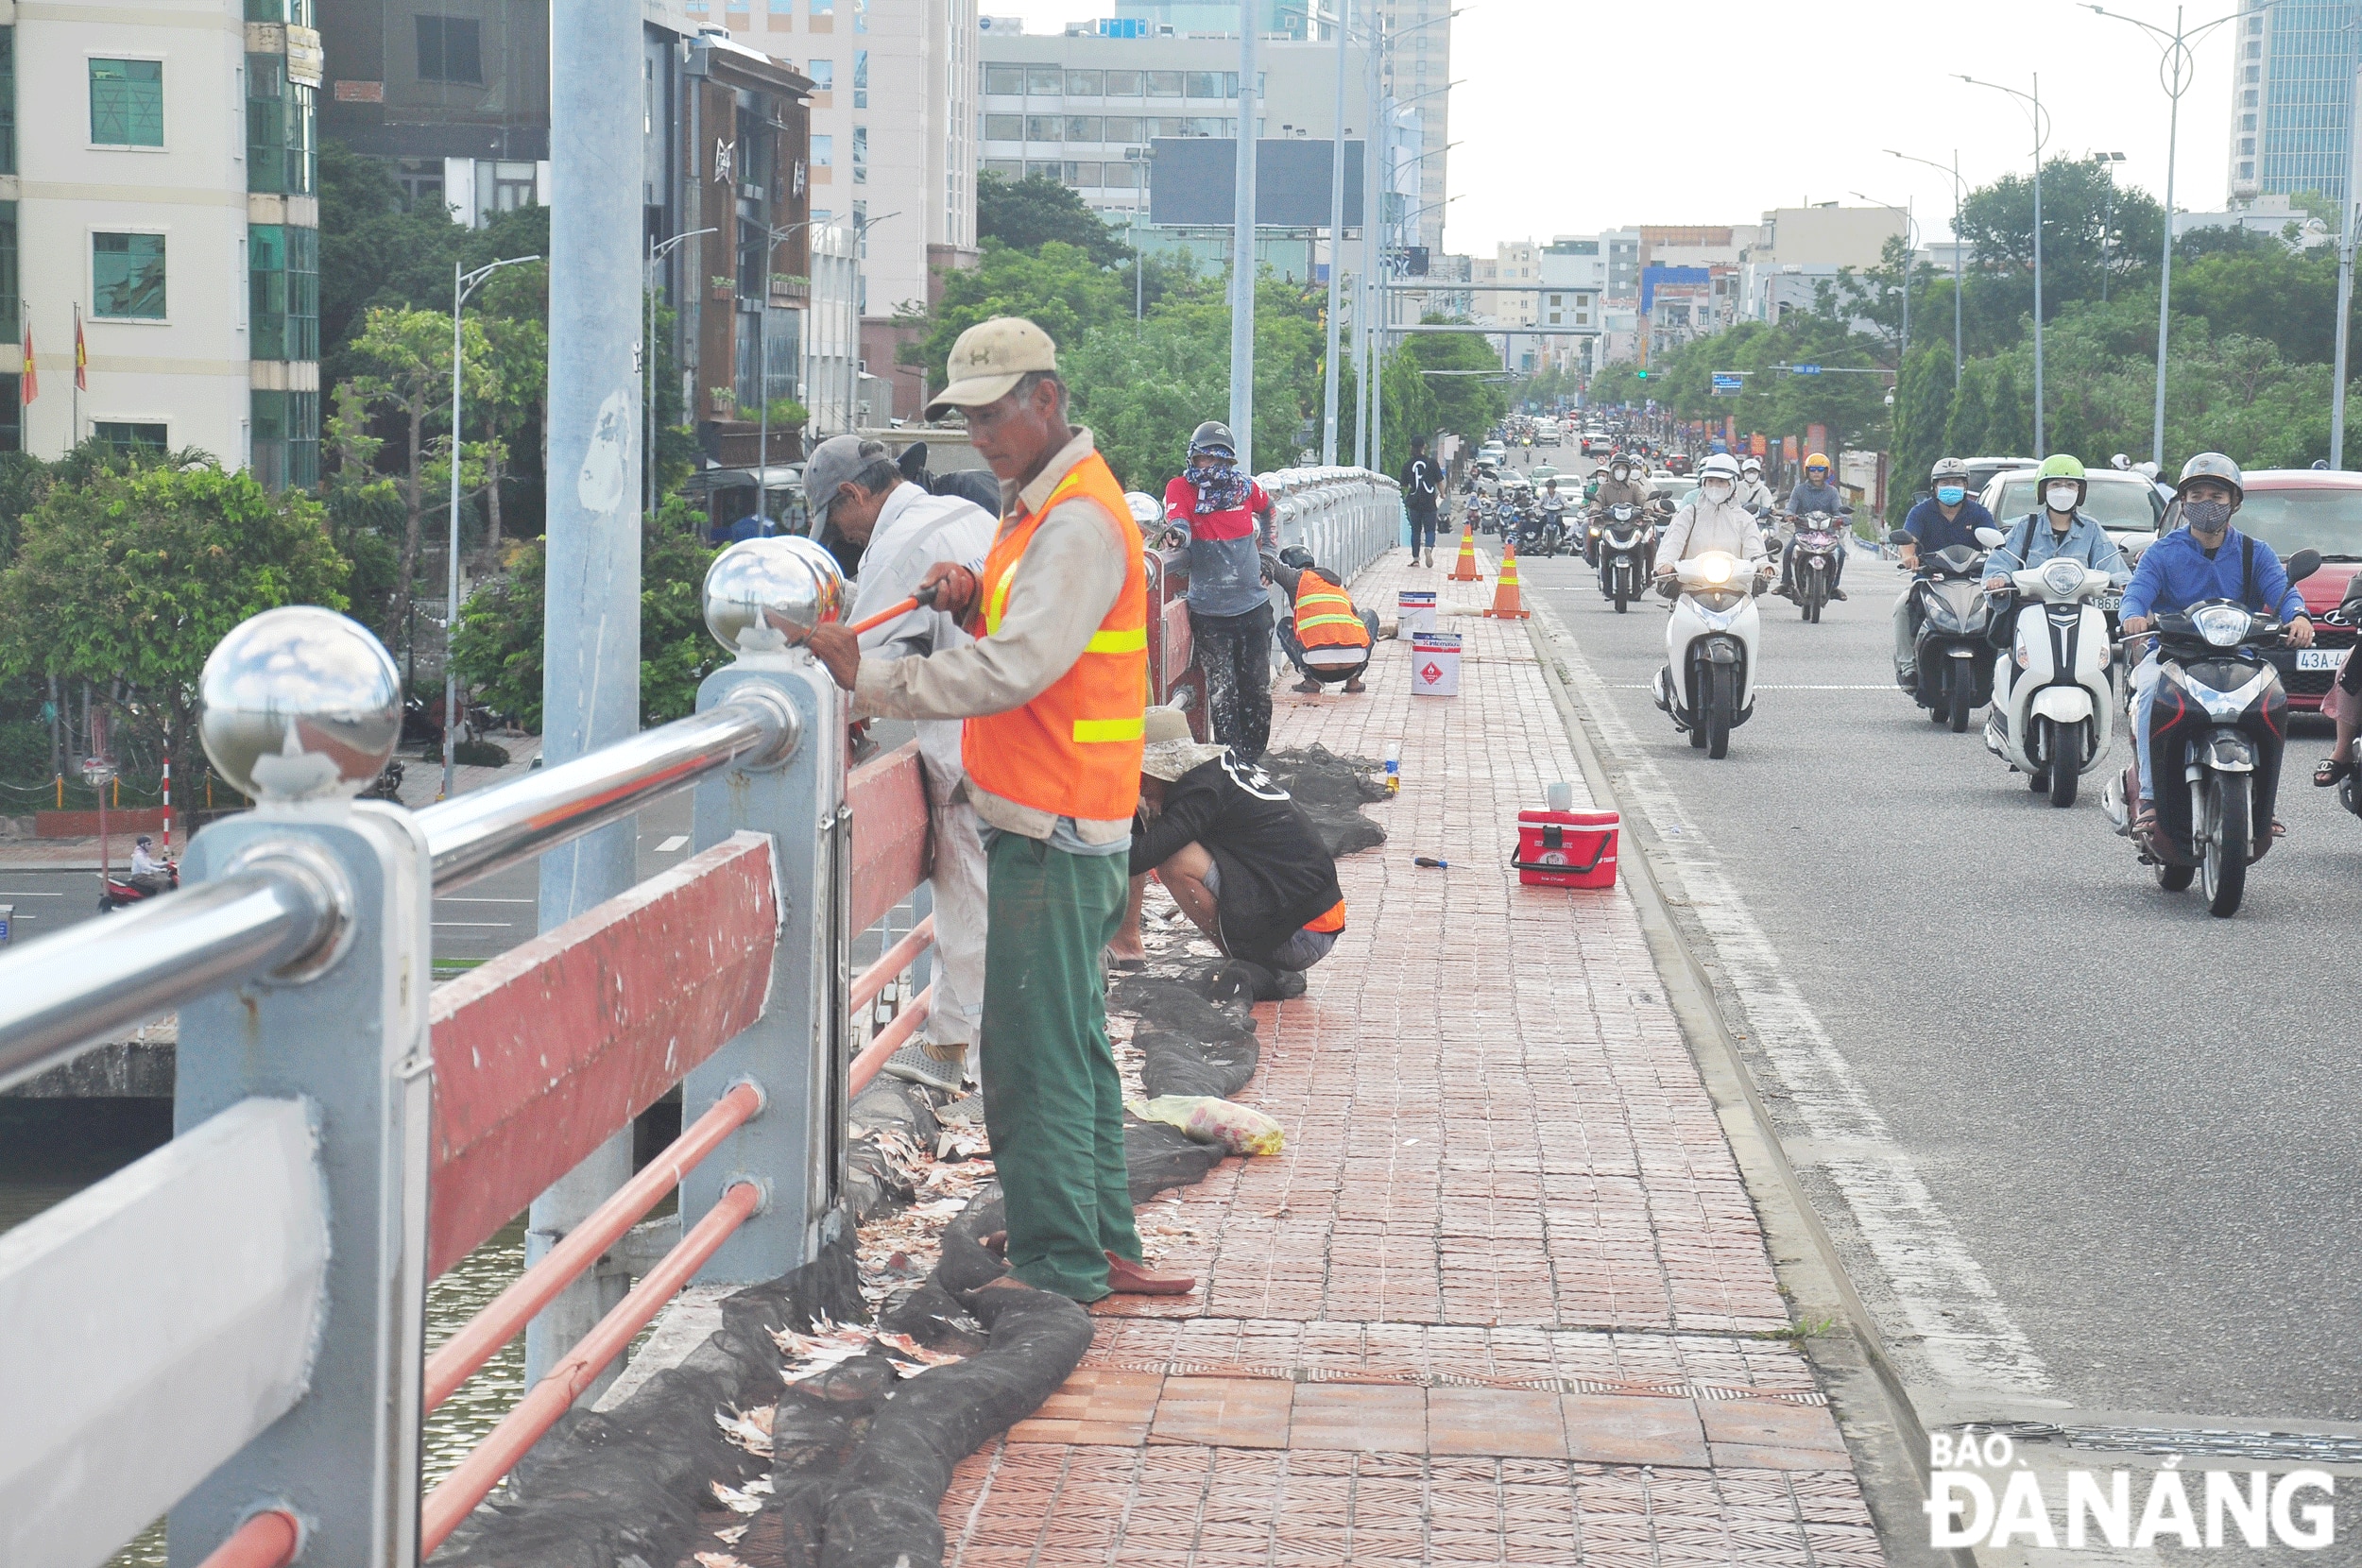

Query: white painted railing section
[[0, 1098, 330, 1568]]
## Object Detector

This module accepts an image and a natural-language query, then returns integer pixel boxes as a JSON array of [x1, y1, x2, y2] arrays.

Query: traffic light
[[1635, 369, 1649, 380]]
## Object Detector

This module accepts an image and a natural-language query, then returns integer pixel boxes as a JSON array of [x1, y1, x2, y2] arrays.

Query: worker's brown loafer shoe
[[1104, 1252, 1196, 1296]]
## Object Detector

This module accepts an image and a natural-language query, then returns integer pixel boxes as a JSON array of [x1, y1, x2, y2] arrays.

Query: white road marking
[[1533, 600, 2054, 1402], [435, 896, 537, 904], [0, 890, 67, 896], [656, 835, 690, 852], [432, 922, 513, 929]]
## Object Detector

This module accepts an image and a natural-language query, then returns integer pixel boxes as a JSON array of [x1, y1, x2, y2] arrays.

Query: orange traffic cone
[[1484, 541, 1532, 619], [1446, 524, 1483, 581]]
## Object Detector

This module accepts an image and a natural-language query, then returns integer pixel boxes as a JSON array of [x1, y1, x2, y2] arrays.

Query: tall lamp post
[[1851, 191, 1915, 382], [1887, 148, 1966, 388], [2086, 2, 2280, 469], [1320, 0, 1351, 465], [443, 252, 539, 801], [2096, 150, 2127, 301], [2335, 50, 2362, 468], [645, 227, 718, 515], [1960, 74, 2050, 454]]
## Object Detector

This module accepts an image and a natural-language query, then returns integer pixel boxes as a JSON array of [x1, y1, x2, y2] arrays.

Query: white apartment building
[[685, 0, 976, 420], [6, 0, 320, 483], [1470, 238, 1535, 327], [1372, 0, 1446, 252]]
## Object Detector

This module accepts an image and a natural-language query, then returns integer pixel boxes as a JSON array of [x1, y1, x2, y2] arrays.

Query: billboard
[[1148, 139, 1367, 228]]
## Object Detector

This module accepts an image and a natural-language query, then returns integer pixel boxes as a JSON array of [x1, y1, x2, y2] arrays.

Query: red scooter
[[99, 860, 179, 912]]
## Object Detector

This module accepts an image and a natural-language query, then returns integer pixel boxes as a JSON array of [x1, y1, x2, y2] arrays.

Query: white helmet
[[1698, 453, 1742, 484], [1739, 455, 1762, 474]]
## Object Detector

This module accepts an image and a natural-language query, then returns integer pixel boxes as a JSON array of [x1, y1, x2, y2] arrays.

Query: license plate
[[2297, 649, 2344, 671], [2097, 590, 2123, 611]]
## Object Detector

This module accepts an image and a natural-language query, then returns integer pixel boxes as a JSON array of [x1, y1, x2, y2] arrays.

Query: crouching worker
[[1268, 547, 1378, 694], [1115, 707, 1346, 1001]]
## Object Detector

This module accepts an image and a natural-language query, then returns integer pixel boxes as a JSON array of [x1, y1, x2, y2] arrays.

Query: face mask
[[1935, 485, 1965, 506], [2182, 497, 2234, 534], [2045, 483, 2080, 513], [1702, 480, 1734, 503]]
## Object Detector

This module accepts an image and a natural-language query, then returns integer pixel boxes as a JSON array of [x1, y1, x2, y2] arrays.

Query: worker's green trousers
[[978, 832, 1140, 1301]]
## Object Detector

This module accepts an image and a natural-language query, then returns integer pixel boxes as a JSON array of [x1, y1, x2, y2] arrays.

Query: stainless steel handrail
[[0, 872, 335, 1095], [0, 689, 799, 1093], [419, 690, 796, 892]]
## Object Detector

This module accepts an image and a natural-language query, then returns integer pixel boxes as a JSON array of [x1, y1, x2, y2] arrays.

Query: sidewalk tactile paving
[[944, 550, 1887, 1564]]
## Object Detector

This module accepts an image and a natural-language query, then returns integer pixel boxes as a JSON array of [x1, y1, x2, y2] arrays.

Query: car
[[1963, 456, 2038, 495], [1648, 472, 1700, 509], [1981, 469, 2169, 558], [1583, 430, 1614, 457], [1479, 441, 1508, 467], [1663, 452, 1693, 476], [2192, 469, 2362, 711], [1530, 465, 1560, 487]]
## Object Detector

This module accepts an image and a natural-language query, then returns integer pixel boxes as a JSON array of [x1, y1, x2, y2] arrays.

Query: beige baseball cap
[[927, 316, 1059, 418]]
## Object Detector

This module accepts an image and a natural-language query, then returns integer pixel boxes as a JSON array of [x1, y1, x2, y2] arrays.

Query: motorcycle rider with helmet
[[1891, 457, 2004, 690], [1779, 452, 1852, 601], [1734, 456, 1776, 519], [127, 834, 168, 895], [1979, 453, 2128, 587], [2117, 452, 2315, 838], [1589, 455, 1654, 571], [1164, 419, 1280, 761], [1654, 453, 1769, 588]]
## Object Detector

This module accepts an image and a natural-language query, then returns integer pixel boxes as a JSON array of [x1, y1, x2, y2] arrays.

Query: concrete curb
[[1522, 603, 1970, 1568]]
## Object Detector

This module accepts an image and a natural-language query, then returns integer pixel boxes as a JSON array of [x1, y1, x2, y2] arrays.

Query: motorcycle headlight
[[2191, 605, 2252, 647], [1923, 597, 1964, 633], [1701, 554, 1734, 586], [2041, 556, 2085, 598]]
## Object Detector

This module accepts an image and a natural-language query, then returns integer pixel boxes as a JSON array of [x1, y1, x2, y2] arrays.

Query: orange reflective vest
[[962, 450, 1149, 823], [1292, 580, 1371, 650]]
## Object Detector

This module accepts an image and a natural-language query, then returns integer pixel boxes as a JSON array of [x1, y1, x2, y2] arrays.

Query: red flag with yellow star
[[18, 319, 32, 405], [74, 305, 87, 392]]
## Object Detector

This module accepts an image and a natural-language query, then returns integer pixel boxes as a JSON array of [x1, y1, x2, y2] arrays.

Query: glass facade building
[[2229, 0, 2362, 208]]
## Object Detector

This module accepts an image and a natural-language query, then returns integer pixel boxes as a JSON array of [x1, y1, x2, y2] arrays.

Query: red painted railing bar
[[421, 1080, 764, 1412], [847, 984, 933, 1096], [195, 1508, 300, 1568], [848, 914, 934, 1013], [419, 1181, 763, 1554]]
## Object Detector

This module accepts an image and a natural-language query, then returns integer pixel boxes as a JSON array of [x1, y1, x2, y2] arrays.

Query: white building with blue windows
[[3, 0, 319, 485], [2227, 0, 2362, 210]]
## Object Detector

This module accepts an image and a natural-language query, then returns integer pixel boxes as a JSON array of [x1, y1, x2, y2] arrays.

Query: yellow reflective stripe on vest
[[1297, 613, 1365, 633], [1086, 625, 1148, 654], [1070, 715, 1146, 743], [983, 471, 1092, 636]]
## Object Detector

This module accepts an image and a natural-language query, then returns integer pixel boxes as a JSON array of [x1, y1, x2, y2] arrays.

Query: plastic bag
[[1125, 1095, 1284, 1156]]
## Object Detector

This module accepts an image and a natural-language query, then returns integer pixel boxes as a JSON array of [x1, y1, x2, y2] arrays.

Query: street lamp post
[[646, 227, 718, 515], [1230, 10, 1259, 474], [2095, 150, 2127, 301], [1887, 148, 1966, 388], [1852, 191, 1915, 386], [2086, 3, 2280, 469], [2335, 52, 2362, 468], [1960, 74, 2051, 454], [1321, 0, 1351, 465], [443, 252, 539, 801], [1364, 70, 1459, 474]]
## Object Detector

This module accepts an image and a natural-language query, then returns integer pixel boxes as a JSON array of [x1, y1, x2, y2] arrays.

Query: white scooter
[[1983, 554, 2120, 807], [1650, 550, 1771, 758]]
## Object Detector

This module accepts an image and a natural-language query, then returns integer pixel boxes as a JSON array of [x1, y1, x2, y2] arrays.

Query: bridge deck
[[937, 549, 1881, 1566]]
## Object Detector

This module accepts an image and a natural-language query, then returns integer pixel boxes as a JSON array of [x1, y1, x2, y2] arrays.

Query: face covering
[[2182, 497, 2234, 535], [1936, 485, 1965, 506], [2045, 483, 2080, 513], [1702, 479, 1735, 503], [1183, 462, 1248, 511]]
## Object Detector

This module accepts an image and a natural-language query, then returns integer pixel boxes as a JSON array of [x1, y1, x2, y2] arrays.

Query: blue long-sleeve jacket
[[1903, 497, 1996, 555], [2118, 525, 2306, 623], [1984, 511, 2131, 586]]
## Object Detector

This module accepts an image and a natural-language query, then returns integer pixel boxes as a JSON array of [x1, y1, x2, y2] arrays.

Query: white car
[[1582, 430, 1614, 457], [1479, 442, 1508, 467]]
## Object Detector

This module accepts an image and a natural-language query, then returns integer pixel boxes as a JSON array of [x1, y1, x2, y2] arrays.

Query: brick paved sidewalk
[[939, 547, 1885, 1566]]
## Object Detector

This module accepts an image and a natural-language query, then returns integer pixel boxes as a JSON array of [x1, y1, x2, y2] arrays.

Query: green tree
[[1956, 155, 2167, 327], [346, 305, 496, 654], [903, 240, 1127, 393], [1401, 319, 1512, 447], [451, 499, 723, 731], [976, 170, 1130, 266], [0, 459, 350, 768]]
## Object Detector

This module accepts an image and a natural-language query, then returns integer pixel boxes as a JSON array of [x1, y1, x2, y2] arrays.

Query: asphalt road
[[1510, 443, 2362, 1434]]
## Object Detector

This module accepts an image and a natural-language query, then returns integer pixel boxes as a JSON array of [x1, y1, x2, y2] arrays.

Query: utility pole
[[1962, 74, 2049, 453], [445, 253, 537, 803], [2335, 51, 2362, 468], [1356, 13, 1381, 469], [527, 0, 643, 1401], [1228, 6, 1259, 473], [1321, 0, 1350, 465]]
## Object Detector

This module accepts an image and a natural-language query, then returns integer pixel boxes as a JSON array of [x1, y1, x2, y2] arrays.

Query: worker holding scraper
[[807, 316, 1195, 1304]]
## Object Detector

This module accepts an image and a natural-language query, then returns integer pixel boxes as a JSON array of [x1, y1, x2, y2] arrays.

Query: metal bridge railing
[[0, 469, 1405, 1568]]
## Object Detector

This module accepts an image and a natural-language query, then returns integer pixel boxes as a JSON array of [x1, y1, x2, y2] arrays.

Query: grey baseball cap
[[802, 435, 886, 528]]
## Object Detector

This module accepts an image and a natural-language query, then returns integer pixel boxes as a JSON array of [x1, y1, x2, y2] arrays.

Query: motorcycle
[[1892, 531, 2001, 733], [2099, 549, 2321, 917], [100, 858, 180, 913], [1788, 509, 1848, 623], [1528, 496, 1567, 557], [1597, 503, 1650, 613], [1650, 550, 1770, 759], [1983, 554, 2120, 808]]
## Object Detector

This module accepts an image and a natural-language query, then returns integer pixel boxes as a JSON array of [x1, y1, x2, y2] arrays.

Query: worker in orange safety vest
[[1265, 546, 1378, 694]]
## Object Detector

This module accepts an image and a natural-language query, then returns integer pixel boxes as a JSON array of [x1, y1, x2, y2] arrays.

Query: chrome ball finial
[[703, 536, 847, 655], [198, 606, 403, 802]]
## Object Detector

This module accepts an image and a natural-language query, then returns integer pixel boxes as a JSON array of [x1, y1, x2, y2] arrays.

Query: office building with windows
[[4, 0, 320, 485], [2227, 0, 2362, 208]]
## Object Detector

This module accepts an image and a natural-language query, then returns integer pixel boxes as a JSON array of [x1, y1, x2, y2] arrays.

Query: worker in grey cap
[[808, 433, 998, 1094]]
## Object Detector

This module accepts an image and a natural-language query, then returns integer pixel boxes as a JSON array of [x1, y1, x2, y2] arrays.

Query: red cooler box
[[1511, 809, 1618, 889]]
